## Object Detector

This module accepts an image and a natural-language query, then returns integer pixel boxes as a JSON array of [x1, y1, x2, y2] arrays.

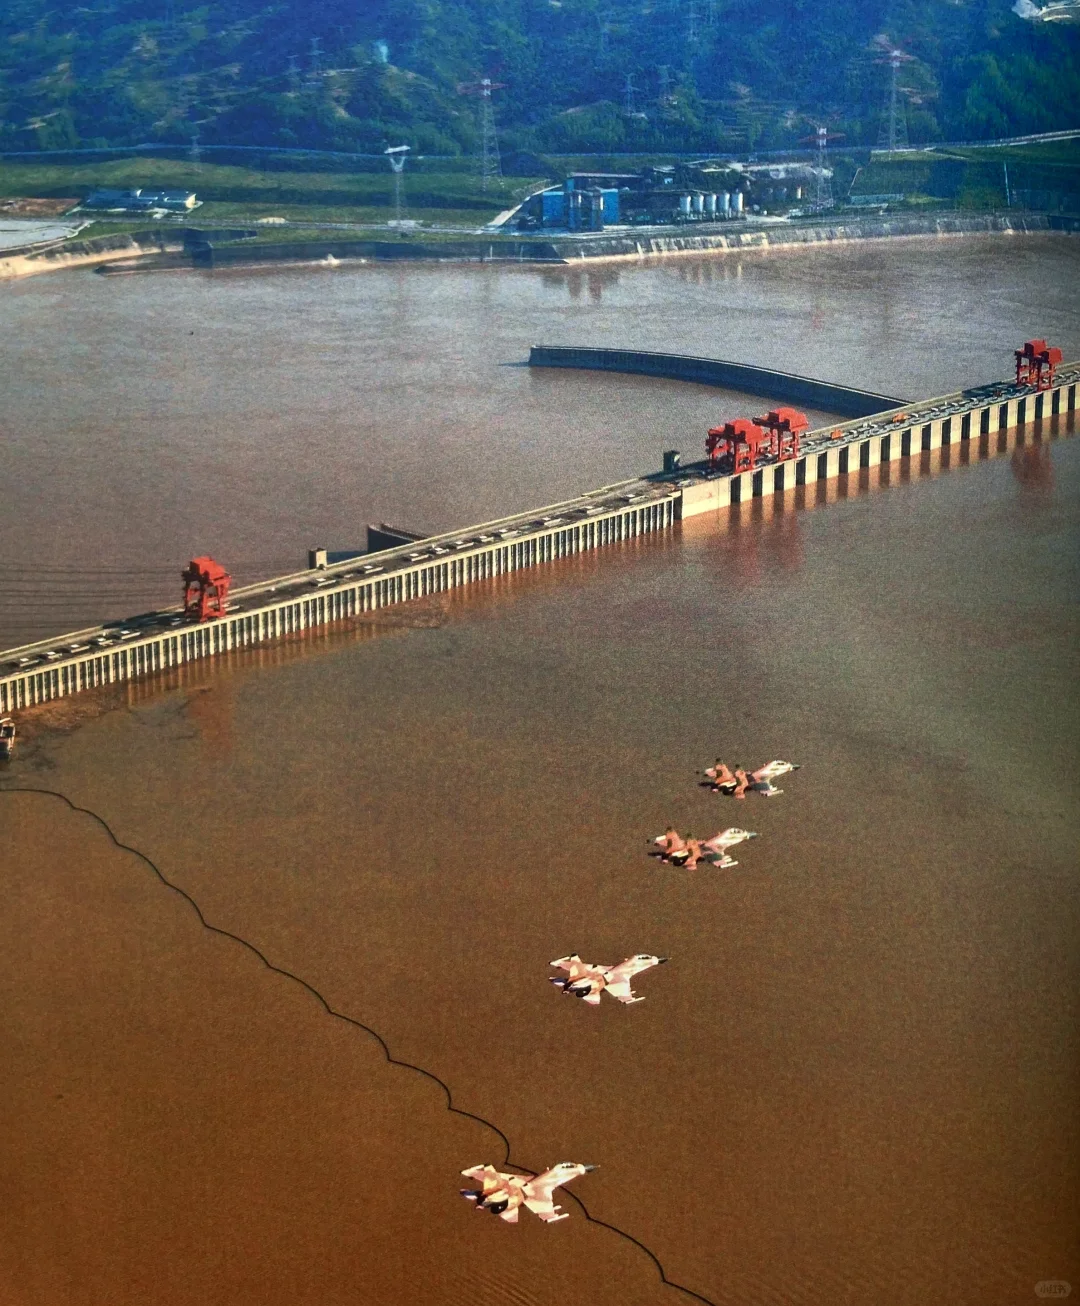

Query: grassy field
[[852, 139, 1080, 209], [65, 219, 541, 247], [0, 156, 543, 229]]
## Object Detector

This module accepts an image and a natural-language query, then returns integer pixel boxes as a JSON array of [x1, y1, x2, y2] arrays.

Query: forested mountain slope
[[1, 0, 1077, 154]]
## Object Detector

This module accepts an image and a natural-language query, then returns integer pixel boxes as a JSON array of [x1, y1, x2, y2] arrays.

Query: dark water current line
[[2, 784, 717, 1306]]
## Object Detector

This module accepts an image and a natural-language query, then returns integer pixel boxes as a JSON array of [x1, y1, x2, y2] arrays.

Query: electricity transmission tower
[[624, 73, 636, 115], [800, 125, 844, 209], [189, 131, 201, 173], [687, 0, 699, 45], [877, 47, 912, 153], [384, 144, 410, 223], [457, 77, 505, 192]]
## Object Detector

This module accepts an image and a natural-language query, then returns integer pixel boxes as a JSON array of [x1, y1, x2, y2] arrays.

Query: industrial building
[[514, 160, 830, 233], [84, 188, 200, 212]]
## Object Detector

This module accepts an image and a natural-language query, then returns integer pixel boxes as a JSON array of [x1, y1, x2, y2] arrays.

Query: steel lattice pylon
[[799, 126, 844, 212], [877, 48, 912, 154], [458, 77, 505, 192]]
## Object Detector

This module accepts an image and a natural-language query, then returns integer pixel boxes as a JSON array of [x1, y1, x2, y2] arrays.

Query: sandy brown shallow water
[[2, 235, 1079, 1304], [3, 430, 1078, 1305]]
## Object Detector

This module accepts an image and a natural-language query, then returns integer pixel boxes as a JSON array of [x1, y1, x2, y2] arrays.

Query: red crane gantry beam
[[1015, 339, 1063, 391], [182, 556, 231, 622]]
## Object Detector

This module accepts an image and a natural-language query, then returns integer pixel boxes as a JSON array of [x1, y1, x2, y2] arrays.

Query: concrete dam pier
[[2, 359, 1076, 718]]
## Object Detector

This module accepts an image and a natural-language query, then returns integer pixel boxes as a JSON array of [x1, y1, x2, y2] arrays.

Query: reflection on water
[[1012, 440, 1056, 491], [540, 265, 623, 300]]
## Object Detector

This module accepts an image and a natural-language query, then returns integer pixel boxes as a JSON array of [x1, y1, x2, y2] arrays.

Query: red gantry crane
[[706, 408, 809, 473], [1015, 340, 1062, 391], [706, 418, 769, 473], [755, 407, 809, 462], [182, 556, 231, 622]]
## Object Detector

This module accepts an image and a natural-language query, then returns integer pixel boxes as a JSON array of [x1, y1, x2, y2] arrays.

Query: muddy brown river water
[[2, 234, 1079, 1305]]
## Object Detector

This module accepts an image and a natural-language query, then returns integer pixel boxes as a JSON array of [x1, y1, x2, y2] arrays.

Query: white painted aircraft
[[549, 953, 668, 1005], [701, 827, 759, 867], [459, 1161, 596, 1223], [752, 760, 799, 781]]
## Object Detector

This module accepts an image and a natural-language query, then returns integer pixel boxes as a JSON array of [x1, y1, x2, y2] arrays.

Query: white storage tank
[[692, 192, 705, 214], [705, 193, 717, 215], [679, 194, 692, 215], [719, 191, 731, 214], [734, 191, 744, 213]]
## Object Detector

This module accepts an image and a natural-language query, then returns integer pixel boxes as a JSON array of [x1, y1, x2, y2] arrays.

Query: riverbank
[[0, 229, 185, 280], [2, 210, 1077, 280]]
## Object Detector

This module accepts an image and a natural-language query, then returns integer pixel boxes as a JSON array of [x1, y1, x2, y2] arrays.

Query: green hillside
[[1, 0, 1077, 157]]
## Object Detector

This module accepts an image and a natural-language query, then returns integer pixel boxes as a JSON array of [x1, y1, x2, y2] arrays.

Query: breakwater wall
[[2, 365, 1076, 718], [529, 346, 903, 418]]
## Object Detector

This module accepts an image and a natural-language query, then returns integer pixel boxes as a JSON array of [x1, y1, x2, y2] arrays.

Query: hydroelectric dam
[[2, 351, 1076, 719]]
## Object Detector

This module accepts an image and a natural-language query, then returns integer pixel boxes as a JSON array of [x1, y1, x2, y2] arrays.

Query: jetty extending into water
[[1, 358, 1076, 718]]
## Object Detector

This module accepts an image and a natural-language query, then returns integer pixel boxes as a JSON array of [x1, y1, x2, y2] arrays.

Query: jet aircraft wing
[[522, 1173, 572, 1222], [462, 1164, 513, 1197], [603, 978, 644, 1004]]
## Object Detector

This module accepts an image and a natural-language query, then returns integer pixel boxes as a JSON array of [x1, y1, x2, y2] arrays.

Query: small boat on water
[[0, 716, 14, 759]]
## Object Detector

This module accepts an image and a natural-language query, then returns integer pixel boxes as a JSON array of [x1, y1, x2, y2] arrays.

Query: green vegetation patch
[[0, 157, 541, 221]]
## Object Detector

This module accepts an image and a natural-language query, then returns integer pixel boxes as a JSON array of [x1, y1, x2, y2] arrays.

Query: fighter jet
[[704, 759, 799, 797], [459, 1161, 596, 1223], [701, 827, 759, 867], [749, 760, 800, 796], [549, 953, 668, 1005]]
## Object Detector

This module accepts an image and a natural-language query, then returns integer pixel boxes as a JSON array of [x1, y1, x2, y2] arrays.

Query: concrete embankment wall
[[10, 211, 1076, 281], [530, 346, 903, 418], [181, 237, 564, 268], [545, 212, 1078, 262], [0, 230, 186, 280]]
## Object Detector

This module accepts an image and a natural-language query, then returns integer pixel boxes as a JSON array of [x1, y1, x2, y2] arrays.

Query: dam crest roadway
[[2, 353, 1077, 717]]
